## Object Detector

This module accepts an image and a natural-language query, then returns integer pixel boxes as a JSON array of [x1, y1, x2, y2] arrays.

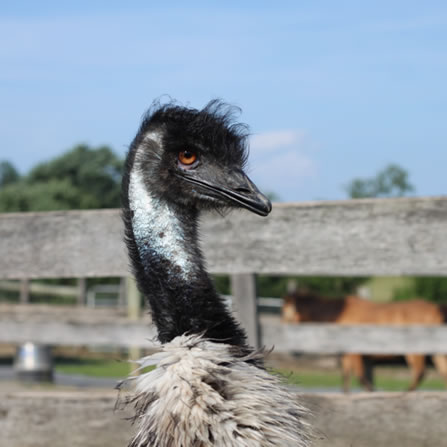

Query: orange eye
[[178, 150, 197, 166]]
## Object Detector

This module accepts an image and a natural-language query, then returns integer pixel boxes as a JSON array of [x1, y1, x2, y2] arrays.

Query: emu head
[[128, 99, 272, 216]]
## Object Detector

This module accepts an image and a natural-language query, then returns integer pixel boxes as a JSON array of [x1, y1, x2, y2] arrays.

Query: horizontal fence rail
[[0, 303, 153, 347], [263, 319, 447, 354], [1, 304, 447, 354], [1, 196, 447, 278], [4, 320, 447, 354], [1, 197, 447, 355], [2, 199, 447, 447], [3, 391, 447, 447]]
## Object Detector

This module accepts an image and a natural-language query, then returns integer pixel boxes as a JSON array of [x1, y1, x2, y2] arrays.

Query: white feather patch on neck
[[118, 334, 313, 447], [128, 133, 195, 279]]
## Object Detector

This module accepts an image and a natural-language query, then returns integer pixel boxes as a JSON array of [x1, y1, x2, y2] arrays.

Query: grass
[[278, 370, 344, 389], [55, 359, 134, 378], [54, 358, 446, 391], [276, 369, 446, 391]]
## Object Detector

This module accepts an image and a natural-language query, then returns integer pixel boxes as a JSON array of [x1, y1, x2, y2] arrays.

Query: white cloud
[[251, 151, 318, 201], [254, 150, 316, 179], [248, 129, 319, 201], [250, 130, 306, 153]]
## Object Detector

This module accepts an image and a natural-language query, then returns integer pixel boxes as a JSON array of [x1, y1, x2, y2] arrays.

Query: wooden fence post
[[230, 273, 260, 349], [19, 279, 30, 304], [126, 276, 142, 373], [77, 278, 87, 306], [126, 276, 141, 320], [118, 277, 126, 307]]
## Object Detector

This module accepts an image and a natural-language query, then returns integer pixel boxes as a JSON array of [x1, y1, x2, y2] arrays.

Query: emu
[[119, 100, 312, 447]]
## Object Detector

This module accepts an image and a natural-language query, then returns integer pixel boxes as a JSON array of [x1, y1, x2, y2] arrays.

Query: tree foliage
[[0, 145, 124, 212], [0, 161, 20, 187], [288, 276, 367, 298], [394, 277, 447, 304], [213, 274, 366, 299], [346, 164, 414, 199], [413, 277, 447, 304]]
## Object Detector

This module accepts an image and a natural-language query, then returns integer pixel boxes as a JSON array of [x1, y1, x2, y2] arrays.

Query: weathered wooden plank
[[0, 319, 156, 348], [0, 303, 155, 348], [1, 391, 446, 447], [262, 318, 447, 354], [1, 196, 447, 278], [19, 279, 29, 304], [1, 305, 447, 353], [118, 277, 126, 307], [202, 196, 447, 275], [126, 276, 141, 320], [0, 209, 126, 279], [0, 391, 131, 447], [304, 392, 447, 447], [231, 273, 260, 348], [76, 278, 87, 306]]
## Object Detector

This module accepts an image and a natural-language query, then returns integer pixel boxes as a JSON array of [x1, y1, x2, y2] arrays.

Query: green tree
[[413, 277, 447, 304], [0, 145, 124, 212], [266, 191, 281, 202], [394, 277, 447, 305], [0, 161, 20, 187], [346, 164, 414, 199]]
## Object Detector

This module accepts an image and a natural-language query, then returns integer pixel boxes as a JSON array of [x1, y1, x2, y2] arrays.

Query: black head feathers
[[137, 99, 250, 169]]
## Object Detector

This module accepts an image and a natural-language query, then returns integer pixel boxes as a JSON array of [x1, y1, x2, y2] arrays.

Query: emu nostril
[[235, 186, 251, 194]]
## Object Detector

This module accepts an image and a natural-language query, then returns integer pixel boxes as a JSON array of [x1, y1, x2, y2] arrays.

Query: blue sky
[[1, 1, 446, 201]]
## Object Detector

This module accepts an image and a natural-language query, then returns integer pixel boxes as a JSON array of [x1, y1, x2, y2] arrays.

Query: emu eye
[[178, 150, 198, 166]]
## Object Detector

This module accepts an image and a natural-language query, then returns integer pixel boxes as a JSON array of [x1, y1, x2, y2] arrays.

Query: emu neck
[[126, 159, 247, 347]]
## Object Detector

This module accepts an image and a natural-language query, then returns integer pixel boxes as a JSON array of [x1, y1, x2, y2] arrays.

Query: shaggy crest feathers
[[117, 334, 312, 447], [137, 99, 250, 169]]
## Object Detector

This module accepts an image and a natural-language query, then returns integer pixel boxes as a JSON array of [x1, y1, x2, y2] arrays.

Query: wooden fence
[[1, 196, 447, 446], [1, 196, 447, 351], [3, 196, 447, 278], [2, 390, 447, 447]]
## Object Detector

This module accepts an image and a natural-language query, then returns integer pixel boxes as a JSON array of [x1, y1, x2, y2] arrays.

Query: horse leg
[[343, 354, 374, 392], [406, 354, 425, 391], [432, 354, 447, 386], [362, 356, 374, 391]]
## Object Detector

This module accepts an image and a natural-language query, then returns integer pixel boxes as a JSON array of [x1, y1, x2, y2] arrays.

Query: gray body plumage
[[119, 335, 312, 447]]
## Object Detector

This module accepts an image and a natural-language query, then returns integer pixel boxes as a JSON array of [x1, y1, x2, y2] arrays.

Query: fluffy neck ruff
[[117, 334, 312, 447], [122, 133, 247, 347]]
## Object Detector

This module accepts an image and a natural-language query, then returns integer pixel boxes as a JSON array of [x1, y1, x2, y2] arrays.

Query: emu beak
[[214, 169, 272, 216], [179, 169, 272, 217]]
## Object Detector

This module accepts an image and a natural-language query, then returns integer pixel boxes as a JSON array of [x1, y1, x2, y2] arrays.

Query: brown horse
[[282, 291, 447, 392]]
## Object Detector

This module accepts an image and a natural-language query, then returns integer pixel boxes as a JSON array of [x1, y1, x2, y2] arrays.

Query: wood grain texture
[[1, 196, 447, 278], [2, 305, 447, 353], [262, 316, 447, 354], [0, 391, 131, 447], [1, 391, 446, 447], [0, 303, 155, 348], [304, 392, 447, 447], [202, 196, 447, 275], [0, 209, 127, 279], [231, 273, 260, 348]]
